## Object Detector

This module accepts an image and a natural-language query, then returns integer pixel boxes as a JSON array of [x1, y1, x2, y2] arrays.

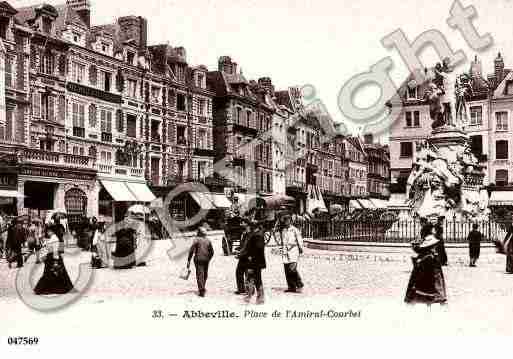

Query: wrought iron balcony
[[22, 149, 95, 169]]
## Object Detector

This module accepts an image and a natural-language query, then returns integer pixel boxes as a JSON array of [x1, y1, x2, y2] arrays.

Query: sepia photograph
[[1, 0, 513, 356]]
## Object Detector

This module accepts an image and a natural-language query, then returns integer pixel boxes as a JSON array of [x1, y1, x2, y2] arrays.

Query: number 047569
[[7, 337, 39, 345]]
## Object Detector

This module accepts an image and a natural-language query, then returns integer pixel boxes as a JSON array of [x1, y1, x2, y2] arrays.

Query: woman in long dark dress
[[468, 223, 482, 267], [34, 227, 74, 295], [405, 224, 447, 306]]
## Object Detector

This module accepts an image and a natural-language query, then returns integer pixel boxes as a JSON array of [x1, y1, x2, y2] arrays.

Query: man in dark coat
[[187, 227, 214, 297], [6, 218, 26, 268], [467, 223, 482, 267], [239, 220, 266, 304], [234, 225, 250, 295]]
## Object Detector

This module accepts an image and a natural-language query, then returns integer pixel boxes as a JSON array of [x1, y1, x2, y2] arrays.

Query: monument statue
[[406, 59, 488, 224], [422, 58, 473, 131]]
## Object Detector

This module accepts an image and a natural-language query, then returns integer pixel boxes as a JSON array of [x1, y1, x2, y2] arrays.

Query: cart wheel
[[222, 236, 231, 256]]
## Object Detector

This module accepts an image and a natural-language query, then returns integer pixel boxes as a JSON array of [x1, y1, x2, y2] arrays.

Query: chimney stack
[[258, 77, 275, 96], [218, 56, 237, 74], [495, 52, 505, 84], [66, 0, 91, 28]]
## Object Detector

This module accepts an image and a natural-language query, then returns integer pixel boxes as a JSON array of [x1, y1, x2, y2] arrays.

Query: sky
[[10, 0, 513, 141]]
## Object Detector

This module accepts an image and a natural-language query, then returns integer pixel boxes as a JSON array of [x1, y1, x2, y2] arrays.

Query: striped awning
[[357, 199, 376, 209], [349, 200, 362, 209], [369, 198, 387, 209]]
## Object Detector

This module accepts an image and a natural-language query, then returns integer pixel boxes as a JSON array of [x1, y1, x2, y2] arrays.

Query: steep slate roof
[[493, 70, 513, 99], [15, 2, 87, 37]]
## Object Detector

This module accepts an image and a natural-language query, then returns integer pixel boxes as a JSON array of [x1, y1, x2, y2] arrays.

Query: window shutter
[[58, 95, 65, 124], [72, 103, 78, 127], [33, 92, 41, 117], [48, 96, 55, 122], [79, 104, 85, 127], [116, 109, 124, 132], [89, 65, 97, 85], [107, 111, 112, 132], [168, 123, 174, 144], [89, 104, 97, 127]]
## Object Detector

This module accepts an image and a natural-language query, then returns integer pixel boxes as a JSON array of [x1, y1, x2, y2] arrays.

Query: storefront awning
[[190, 192, 215, 210], [209, 194, 232, 209], [387, 194, 408, 209], [357, 199, 376, 209], [0, 190, 24, 198], [369, 198, 387, 209], [349, 200, 362, 209], [490, 191, 513, 206], [126, 182, 156, 202], [100, 180, 137, 202]]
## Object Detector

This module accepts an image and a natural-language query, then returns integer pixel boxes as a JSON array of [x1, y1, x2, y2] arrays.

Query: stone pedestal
[[428, 126, 468, 163]]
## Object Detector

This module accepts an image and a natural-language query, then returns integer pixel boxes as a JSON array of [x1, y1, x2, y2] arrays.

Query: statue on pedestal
[[423, 58, 473, 131]]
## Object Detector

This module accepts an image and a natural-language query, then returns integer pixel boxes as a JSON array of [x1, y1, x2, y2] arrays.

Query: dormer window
[[407, 86, 418, 100], [42, 17, 52, 34], [73, 31, 81, 43], [196, 72, 205, 88], [126, 51, 135, 65]]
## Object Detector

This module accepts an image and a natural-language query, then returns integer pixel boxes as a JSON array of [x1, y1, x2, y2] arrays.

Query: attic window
[[73, 32, 81, 43], [126, 51, 135, 65], [101, 42, 110, 54], [42, 17, 52, 34]]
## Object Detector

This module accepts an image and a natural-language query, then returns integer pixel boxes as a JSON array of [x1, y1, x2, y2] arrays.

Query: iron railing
[[296, 219, 508, 243]]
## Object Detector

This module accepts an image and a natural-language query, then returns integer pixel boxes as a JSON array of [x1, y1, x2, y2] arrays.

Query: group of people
[[0, 215, 66, 269], [186, 209, 304, 304]]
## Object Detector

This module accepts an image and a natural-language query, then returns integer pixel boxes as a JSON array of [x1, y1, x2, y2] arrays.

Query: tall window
[[42, 17, 52, 34], [72, 62, 85, 83], [198, 99, 206, 116], [197, 128, 207, 149], [126, 51, 135, 65], [496, 140, 509, 160], [0, 17, 8, 39], [405, 111, 420, 127], [126, 114, 137, 138], [151, 86, 160, 103], [177, 126, 186, 145], [72, 102, 85, 137], [32, 92, 41, 118], [470, 106, 482, 126], [197, 161, 207, 181], [40, 52, 54, 75], [236, 107, 242, 124], [496, 111, 508, 131], [400, 142, 413, 158], [127, 79, 137, 98], [5, 55, 12, 87], [177, 93, 186, 111], [100, 71, 111, 92], [100, 109, 112, 133], [496, 169, 509, 187]]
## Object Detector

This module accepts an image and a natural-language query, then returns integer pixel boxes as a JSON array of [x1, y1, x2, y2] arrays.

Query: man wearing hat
[[238, 219, 266, 304], [276, 210, 304, 293], [187, 226, 214, 297]]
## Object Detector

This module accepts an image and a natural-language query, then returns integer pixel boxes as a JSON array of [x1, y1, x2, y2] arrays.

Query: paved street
[[1, 239, 513, 336]]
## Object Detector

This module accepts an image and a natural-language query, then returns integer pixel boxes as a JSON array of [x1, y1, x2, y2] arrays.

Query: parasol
[[45, 209, 67, 224]]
